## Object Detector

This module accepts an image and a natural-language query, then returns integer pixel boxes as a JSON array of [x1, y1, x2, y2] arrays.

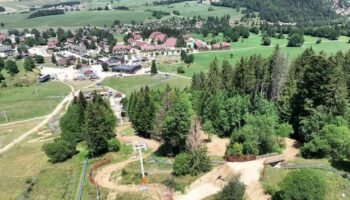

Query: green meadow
[[103, 74, 191, 95], [159, 34, 350, 77], [0, 1, 242, 30], [0, 81, 70, 124]]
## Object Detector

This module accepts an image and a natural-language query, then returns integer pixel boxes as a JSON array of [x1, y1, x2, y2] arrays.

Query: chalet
[[112, 44, 131, 53], [194, 40, 208, 51], [165, 37, 177, 49], [211, 42, 230, 50], [47, 41, 57, 52], [111, 64, 141, 74], [69, 44, 87, 56], [149, 31, 166, 43]]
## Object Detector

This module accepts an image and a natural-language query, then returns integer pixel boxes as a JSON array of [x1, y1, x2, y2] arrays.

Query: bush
[[177, 66, 185, 74], [287, 33, 304, 47], [274, 169, 326, 200], [172, 147, 212, 176], [35, 55, 45, 63], [107, 138, 121, 152], [261, 36, 271, 46], [42, 139, 76, 163], [217, 177, 245, 200], [172, 153, 189, 176]]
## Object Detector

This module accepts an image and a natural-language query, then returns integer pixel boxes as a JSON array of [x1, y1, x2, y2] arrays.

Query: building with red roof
[[165, 37, 177, 48], [149, 31, 166, 43], [113, 44, 132, 53]]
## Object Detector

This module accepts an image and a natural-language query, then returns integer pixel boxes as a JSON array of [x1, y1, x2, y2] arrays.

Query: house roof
[[165, 37, 177, 48], [113, 44, 131, 51], [149, 31, 166, 42]]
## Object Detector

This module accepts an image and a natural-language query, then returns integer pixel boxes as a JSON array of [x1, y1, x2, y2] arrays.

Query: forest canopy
[[212, 0, 341, 23]]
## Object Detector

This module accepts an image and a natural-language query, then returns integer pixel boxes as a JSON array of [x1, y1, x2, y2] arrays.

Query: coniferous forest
[[126, 46, 350, 163]]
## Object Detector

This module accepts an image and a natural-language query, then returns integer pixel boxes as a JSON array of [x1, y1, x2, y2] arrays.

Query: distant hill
[[212, 0, 348, 23]]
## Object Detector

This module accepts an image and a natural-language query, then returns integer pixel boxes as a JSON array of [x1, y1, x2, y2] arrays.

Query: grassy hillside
[[0, 1, 242, 29], [0, 81, 70, 124], [103, 74, 191, 96], [158, 34, 350, 77]]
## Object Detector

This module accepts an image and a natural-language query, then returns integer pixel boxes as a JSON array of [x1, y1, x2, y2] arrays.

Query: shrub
[[217, 177, 245, 200], [42, 139, 76, 163], [107, 138, 121, 152], [35, 55, 45, 64], [261, 36, 271, 46], [177, 66, 185, 74], [172, 153, 189, 176], [287, 33, 304, 47], [274, 169, 326, 200]]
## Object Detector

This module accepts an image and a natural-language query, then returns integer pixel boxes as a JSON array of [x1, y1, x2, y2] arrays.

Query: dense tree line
[[42, 1, 80, 9], [278, 48, 350, 161], [212, 0, 340, 23], [43, 92, 118, 162], [153, 0, 195, 6], [28, 9, 65, 19], [126, 86, 212, 175]]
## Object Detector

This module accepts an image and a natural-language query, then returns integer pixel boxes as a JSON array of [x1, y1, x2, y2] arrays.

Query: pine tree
[[83, 103, 113, 155], [162, 93, 192, 154], [221, 60, 234, 95], [207, 58, 222, 95], [151, 60, 158, 75], [269, 45, 288, 101]]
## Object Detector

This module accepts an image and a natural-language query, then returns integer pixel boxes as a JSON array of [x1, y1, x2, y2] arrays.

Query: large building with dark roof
[[111, 65, 141, 74]]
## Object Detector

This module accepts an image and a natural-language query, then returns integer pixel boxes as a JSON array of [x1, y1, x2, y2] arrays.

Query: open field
[[262, 166, 350, 200], [159, 34, 350, 77], [0, 118, 42, 147], [0, 1, 242, 29], [102, 74, 191, 96], [0, 81, 70, 124], [0, 132, 82, 200]]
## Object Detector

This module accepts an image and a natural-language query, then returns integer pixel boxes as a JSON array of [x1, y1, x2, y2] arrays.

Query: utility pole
[[132, 141, 148, 190]]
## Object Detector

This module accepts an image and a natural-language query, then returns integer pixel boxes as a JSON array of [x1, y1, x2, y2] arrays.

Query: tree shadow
[[331, 160, 350, 173]]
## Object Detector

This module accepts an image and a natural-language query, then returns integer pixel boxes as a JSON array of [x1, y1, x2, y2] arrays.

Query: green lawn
[[0, 81, 70, 124], [102, 74, 191, 96], [0, 1, 242, 30], [262, 166, 350, 200], [159, 34, 350, 78], [0, 132, 82, 200]]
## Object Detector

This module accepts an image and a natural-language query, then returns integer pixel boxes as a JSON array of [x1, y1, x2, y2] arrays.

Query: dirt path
[[0, 116, 47, 127]]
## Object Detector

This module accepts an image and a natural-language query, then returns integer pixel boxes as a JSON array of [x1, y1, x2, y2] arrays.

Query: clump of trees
[[287, 33, 304, 47], [278, 48, 350, 162], [273, 169, 326, 200], [217, 177, 245, 200], [43, 92, 118, 162], [28, 9, 65, 19]]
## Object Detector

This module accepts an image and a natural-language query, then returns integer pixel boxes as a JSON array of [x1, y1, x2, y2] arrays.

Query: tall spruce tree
[[151, 60, 158, 75], [162, 93, 192, 154]]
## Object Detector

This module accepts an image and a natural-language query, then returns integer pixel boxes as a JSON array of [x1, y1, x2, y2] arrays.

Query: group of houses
[[112, 31, 179, 54], [112, 31, 231, 54]]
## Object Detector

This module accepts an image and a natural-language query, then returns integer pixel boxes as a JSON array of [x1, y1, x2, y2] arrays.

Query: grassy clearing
[[102, 74, 191, 96], [0, 118, 42, 147], [0, 133, 82, 200], [159, 34, 350, 78], [262, 166, 350, 200], [0, 81, 70, 124], [0, 0, 242, 29]]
